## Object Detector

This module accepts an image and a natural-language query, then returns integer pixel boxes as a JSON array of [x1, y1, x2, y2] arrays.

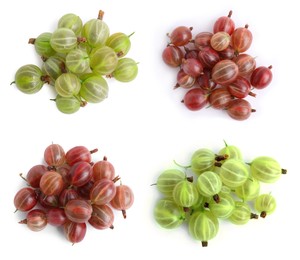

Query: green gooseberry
[[154, 198, 186, 229], [55, 72, 81, 97], [52, 94, 84, 114], [191, 148, 216, 176], [220, 158, 249, 188], [188, 210, 219, 247], [106, 32, 134, 57], [81, 10, 110, 48], [13, 64, 49, 94], [58, 13, 83, 35], [209, 194, 235, 219], [80, 74, 109, 103], [196, 171, 222, 202], [112, 58, 138, 82], [172, 179, 199, 209], [28, 32, 56, 58], [235, 177, 260, 201], [254, 193, 276, 218], [229, 201, 258, 225], [250, 156, 286, 183], [155, 169, 186, 197], [90, 46, 118, 75]]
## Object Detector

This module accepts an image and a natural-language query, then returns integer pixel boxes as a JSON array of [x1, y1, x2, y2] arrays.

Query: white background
[[1, 0, 299, 258]]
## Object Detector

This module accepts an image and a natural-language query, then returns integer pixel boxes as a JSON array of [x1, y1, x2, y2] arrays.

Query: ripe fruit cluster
[[153, 142, 286, 246], [162, 11, 273, 120], [12, 10, 138, 114], [14, 144, 134, 244]]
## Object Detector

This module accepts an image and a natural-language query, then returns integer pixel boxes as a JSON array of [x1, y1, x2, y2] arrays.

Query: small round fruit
[[110, 184, 134, 218], [226, 99, 255, 121], [162, 45, 183, 67], [55, 73, 81, 98], [172, 179, 199, 209], [219, 158, 249, 188], [182, 88, 208, 111], [64, 221, 87, 244], [250, 66, 273, 89], [154, 199, 186, 229], [19, 209, 47, 232], [155, 169, 186, 197], [168, 26, 192, 46], [212, 60, 239, 85], [50, 28, 78, 53], [229, 201, 256, 225], [112, 58, 138, 82], [106, 32, 133, 57], [254, 194, 276, 218], [188, 210, 219, 247], [250, 156, 286, 183], [13, 64, 48, 94], [14, 187, 37, 212], [64, 199, 93, 223]]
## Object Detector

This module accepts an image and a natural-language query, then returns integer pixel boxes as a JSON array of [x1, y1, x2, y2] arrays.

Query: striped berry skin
[[64, 199, 92, 223], [14, 64, 45, 94], [169, 26, 193, 46], [211, 59, 239, 85], [213, 10, 235, 35], [14, 187, 38, 212], [210, 31, 231, 52], [90, 178, 118, 205], [196, 171, 222, 198], [82, 11, 110, 48], [39, 171, 64, 196], [162, 45, 184, 67], [250, 156, 284, 183], [209, 194, 235, 219], [64, 221, 86, 244], [229, 201, 253, 225], [235, 177, 260, 201], [209, 87, 233, 110], [219, 158, 249, 188], [89, 204, 114, 229], [233, 53, 256, 77], [231, 25, 253, 54], [250, 66, 273, 89], [254, 194, 276, 218], [227, 99, 254, 121], [188, 210, 219, 247], [110, 184, 134, 218], [112, 58, 138, 82], [55, 73, 81, 98], [80, 75, 109, 103], [89, 46, 118, 75], [172, 179, 199, 208], [68, 161, 92, 187], [154, 199, 185, 229], [106, 32, 132, 57], [50, 28, 78, 53], [191, 148, 216, 176], [29, 32, 56, 58], [156, 169, 186, 197], [66, 146, 98, 166], [44, 144, 66, 167]]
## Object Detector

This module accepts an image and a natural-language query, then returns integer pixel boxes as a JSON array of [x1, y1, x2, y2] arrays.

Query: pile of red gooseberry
[[14, 144, 134, 244], [162, 10, 273, 120]]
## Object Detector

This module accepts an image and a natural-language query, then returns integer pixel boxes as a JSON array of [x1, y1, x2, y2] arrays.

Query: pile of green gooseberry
[[153, 142, 287, 247], [11, 10, 138, 114]]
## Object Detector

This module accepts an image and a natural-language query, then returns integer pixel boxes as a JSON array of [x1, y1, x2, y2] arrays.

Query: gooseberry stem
[[98, 10, 104, 20], [250, 213, 259, 219], [173, 160, 191, 169]]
